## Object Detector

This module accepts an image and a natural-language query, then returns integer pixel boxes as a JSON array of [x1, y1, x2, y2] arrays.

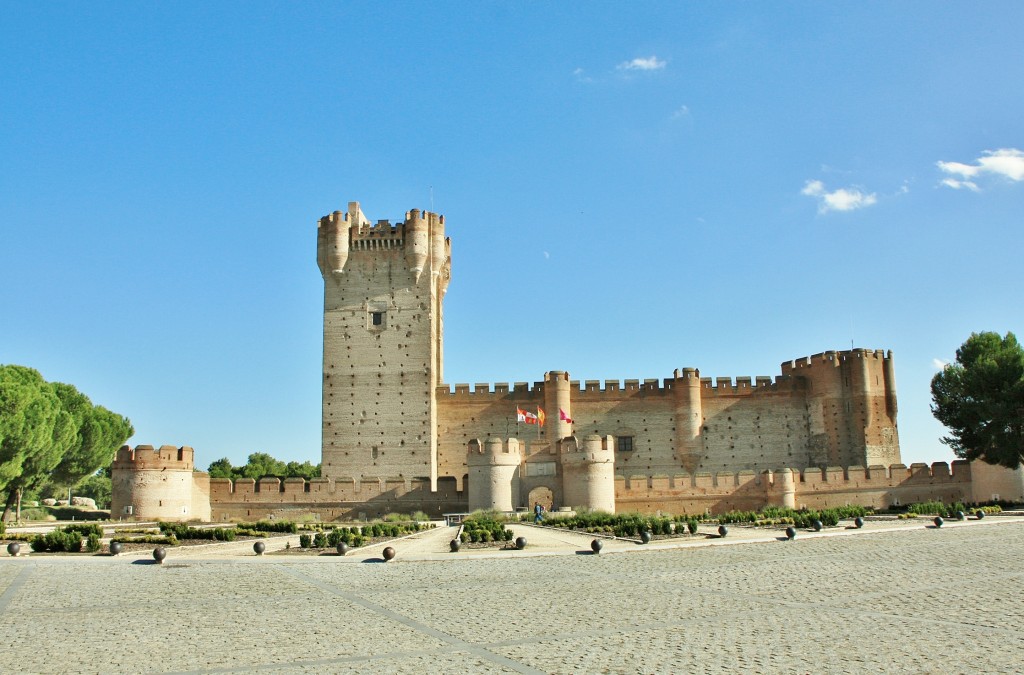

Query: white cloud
[[617, 56, 666, 71], [671, 105, 690, 119], [801, 180, 878, 214], [932, 358, 949, 370], [543, 251, 550, 260], [571, 67, 593, 83], [937, 148, 1024, 189], [940, 177, 979, 192]]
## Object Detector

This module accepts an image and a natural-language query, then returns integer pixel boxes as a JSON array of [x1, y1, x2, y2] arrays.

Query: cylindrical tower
[[559, 434, 615, 513], [110, 445, 198, 522], [466, 438, 522, 512], [322, 210, 349, 275], [544, 370, 573, 441], [404, 209, 429, 280], [672, 367, 703, 473], [775, 468, 797, 509]]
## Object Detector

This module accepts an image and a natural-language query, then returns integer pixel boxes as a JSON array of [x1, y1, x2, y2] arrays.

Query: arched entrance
[[527, 486, 553, 511]]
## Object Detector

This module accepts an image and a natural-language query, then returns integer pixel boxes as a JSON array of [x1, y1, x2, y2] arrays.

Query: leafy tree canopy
[[206, 454, 321, 480], [931, 331, 1024, 469], [0, 365, 133, 519]]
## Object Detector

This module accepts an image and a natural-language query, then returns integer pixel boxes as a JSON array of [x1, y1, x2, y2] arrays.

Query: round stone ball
[[7, 542, 21, 557], [382, 546, 396, 561], [976, 510, 985, 520], [956, 510, 966, 521], [933, 516, 944, 528], [253, 541, 266, 555], [640, 530, 652, 544], [449, 539, 461, 553], [854, 517, 864, 529], [812, 520, 823, 532], [515, 536, 527, 550], [336, 541, 349, 556], [785, 526, 796, 540], [591, 539, 603, 554], [109, 541, 123, 556], [718, 525, 728, 538], [152, 546, 167, 563]]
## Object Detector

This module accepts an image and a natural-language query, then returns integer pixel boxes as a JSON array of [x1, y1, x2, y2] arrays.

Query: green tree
[[207, 457, 235, 479], [238, 452, 288, 479], [1, 365, 133, 521], [931, 331, 1024, 469], [285, 460, 321, 479]]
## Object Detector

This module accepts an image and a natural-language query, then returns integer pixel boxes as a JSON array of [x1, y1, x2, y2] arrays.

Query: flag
[[517, 407, 538, 425], [537, 408, 546, 427], [559, 409, 574, 424]]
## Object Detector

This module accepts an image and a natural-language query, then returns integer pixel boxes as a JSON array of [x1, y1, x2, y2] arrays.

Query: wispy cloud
[[572, 67, 593, 83], [617, 56, 666, 72], [671, 104, 690, 119], [801, 180, 878, 214], [932, 358, 949, 370], [937, 148, 1024, 189]]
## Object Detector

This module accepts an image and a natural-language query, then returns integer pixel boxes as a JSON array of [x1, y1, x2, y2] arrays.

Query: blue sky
[[2, 3, 1021, 470]]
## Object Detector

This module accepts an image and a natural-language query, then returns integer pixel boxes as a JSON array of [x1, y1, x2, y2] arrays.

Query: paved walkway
[[2, 517, 1023, 673]]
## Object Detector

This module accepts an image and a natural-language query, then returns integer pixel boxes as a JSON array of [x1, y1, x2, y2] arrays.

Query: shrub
[[313, 532, 327, 548], [30, 535, 47, 552], [85, 533, 101, 552], [687, 519, 699, 535], [299, 534, 312, 548], [110, 535, 177, 546], [64, 523, 103, 538], [239, 520, 297, 533]]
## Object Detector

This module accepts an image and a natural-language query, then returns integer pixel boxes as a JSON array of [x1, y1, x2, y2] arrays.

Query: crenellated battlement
[[438, 370, 802, 400], [112, 444, 195, 471], [467, 437, 523, 465], [781, 348, 892, 375]]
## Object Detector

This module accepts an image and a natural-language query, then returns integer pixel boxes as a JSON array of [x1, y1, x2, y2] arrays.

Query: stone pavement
[[2, 518, 1023, 673]]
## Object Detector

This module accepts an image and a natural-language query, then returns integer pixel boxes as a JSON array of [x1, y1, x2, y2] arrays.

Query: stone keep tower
[[317, 202, 451, 487]]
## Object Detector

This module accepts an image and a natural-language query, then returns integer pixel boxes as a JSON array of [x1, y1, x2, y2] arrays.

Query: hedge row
[[28, 527, 101, 553]]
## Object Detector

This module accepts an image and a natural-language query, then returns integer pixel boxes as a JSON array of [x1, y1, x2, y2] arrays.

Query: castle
[[111, 201, 1024, 522]]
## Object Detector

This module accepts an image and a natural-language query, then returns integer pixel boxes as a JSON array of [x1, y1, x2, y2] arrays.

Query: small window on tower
[[372, 312, 383, 326], [617, 436, 634, 452]]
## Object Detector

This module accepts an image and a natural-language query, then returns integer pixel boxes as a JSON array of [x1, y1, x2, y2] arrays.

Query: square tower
[[317, 202, 450, 487]]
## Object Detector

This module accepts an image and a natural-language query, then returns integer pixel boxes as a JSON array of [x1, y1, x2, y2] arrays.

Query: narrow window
[[617, 436, 634, 452], [372, 312, 383, 326]]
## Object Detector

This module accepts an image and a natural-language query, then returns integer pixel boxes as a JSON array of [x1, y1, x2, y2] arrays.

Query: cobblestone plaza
[[2, 519, 1022, 673]]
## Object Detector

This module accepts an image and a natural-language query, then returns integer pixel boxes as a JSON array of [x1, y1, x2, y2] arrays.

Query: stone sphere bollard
[[253, 541, 266, 555], [854, 517, 864, 529], [812, 520, 823, 532], [718, 525, 728, 538], [956, 510, 966, 521], [785, 526, 796, 540], [975, 510, 985, 520], [515, 536, 527, 550], [933, 516, 944, 528], [640, 530, 652, 544], [109, 541, 122, 556], [7, 542, 20, 557], [591, 539, 603, 554], [152, 547, 167, 564], [337, 541, 349, 556], [449, 539, 461, 553], [382, 546, 396, 562]]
